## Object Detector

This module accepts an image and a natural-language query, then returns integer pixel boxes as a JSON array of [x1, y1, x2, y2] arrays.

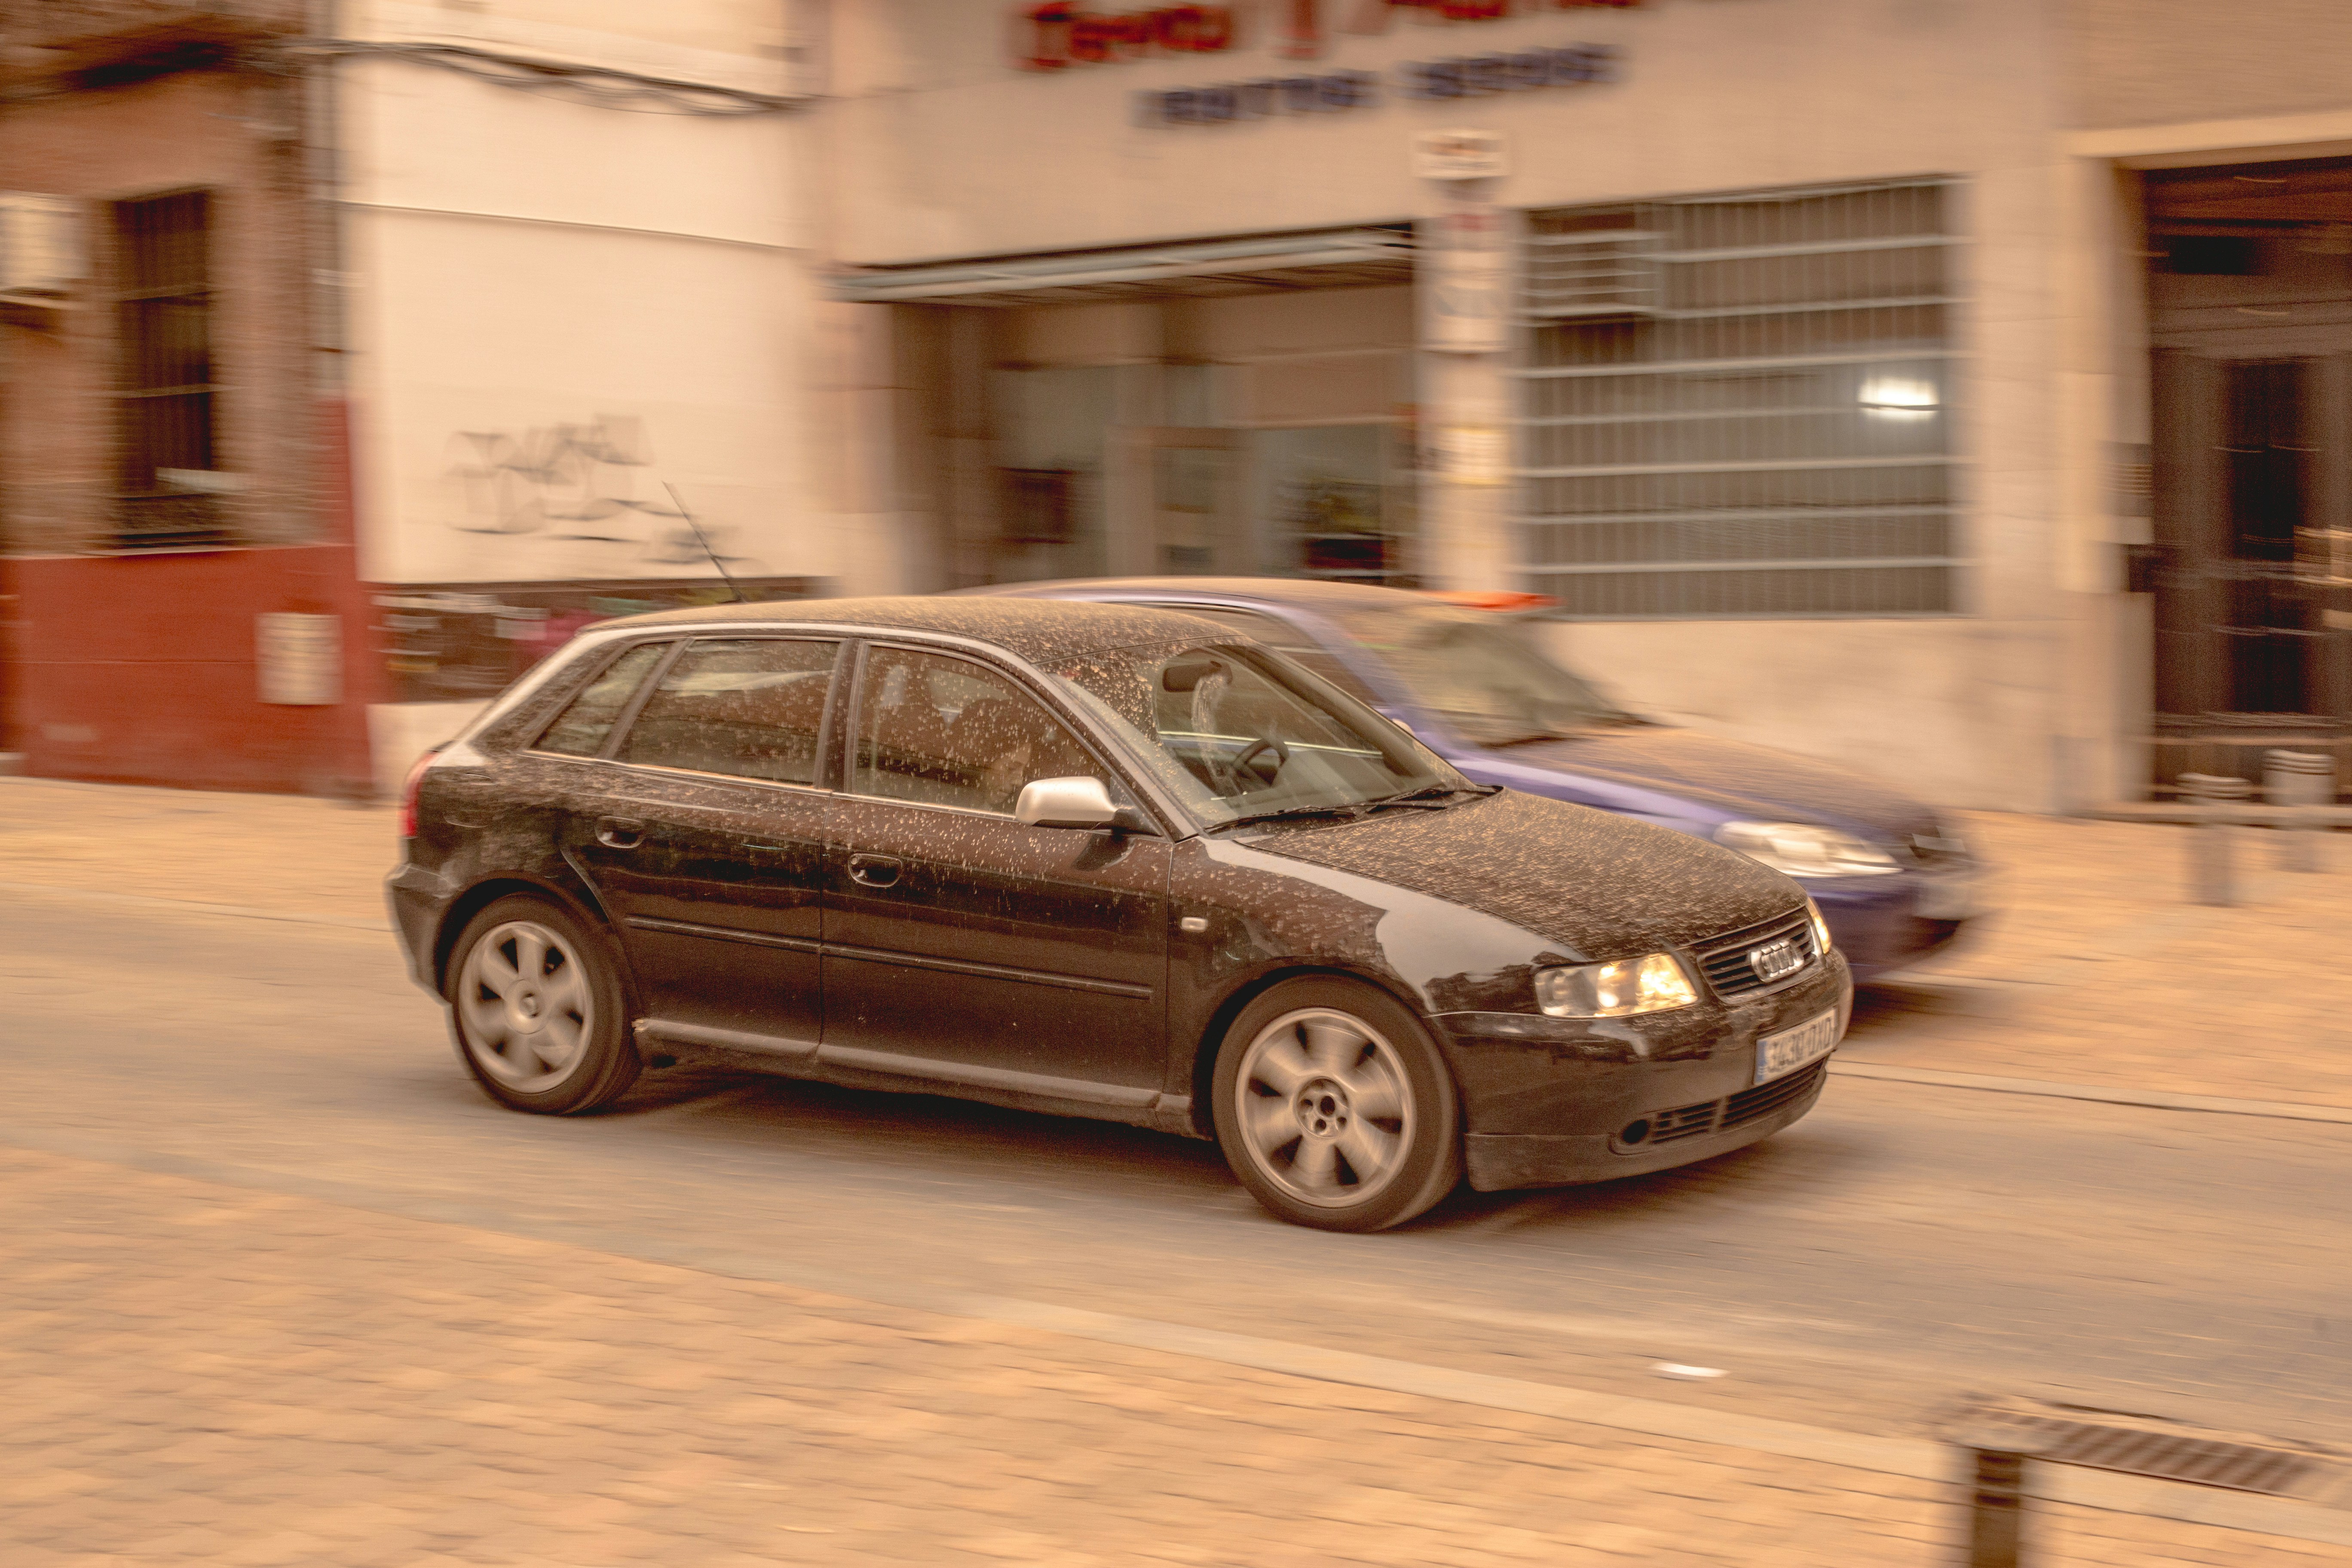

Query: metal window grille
[[113, 189, 225, 548], [1514, 179, 1960, 617]]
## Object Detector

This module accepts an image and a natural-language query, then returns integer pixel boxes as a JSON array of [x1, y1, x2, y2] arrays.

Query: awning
[[828, 225, 1415, 307]]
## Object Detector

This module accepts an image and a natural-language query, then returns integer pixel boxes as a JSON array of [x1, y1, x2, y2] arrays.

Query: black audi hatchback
[[389, 597, 1851, 1231]]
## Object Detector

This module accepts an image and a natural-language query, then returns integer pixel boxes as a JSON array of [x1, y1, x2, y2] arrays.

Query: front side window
[[616, 638, 840, 785], [853, 646, 1113, 815], [1333, 606, 1626, 747], [535, 641, 669, 758], [1048, 640, 1464, 828]]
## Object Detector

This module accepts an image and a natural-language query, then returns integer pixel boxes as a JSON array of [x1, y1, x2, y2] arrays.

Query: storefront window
[[1248, 424, 1412, 582], [992, 365, 1114, 581]]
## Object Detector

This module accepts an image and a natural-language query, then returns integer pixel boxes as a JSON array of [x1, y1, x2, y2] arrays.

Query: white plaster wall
[[1542, 619, 2064, 814], [337, 23, 833, 588], [368, 700, 488, 800]]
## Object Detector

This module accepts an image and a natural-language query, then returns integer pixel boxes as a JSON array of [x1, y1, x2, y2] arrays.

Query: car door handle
[[848, 853, 901, 888], [595, 817, 645, 850]]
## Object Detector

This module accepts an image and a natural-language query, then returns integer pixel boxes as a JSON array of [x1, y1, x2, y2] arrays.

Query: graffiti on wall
[[438, 413, 769, 576]]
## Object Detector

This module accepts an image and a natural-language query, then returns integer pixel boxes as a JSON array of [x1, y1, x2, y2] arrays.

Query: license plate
[[1756, 1008, 1841, 1086]]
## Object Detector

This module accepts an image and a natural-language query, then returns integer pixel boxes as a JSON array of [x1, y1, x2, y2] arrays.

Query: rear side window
[[1147, 603, 1382, 704], [617, 638, 841, 785], [535, 642, 669, 758]]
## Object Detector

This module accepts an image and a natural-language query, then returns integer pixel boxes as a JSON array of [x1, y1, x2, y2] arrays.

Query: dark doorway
[[2144, 159, 2352, 790]]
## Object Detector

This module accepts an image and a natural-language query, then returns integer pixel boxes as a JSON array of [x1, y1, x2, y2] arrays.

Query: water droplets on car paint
[[1248, 789, 1805, 959]]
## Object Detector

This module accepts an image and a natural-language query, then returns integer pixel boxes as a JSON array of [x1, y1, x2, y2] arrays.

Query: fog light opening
[[1619, 1118, 1652, 1147]]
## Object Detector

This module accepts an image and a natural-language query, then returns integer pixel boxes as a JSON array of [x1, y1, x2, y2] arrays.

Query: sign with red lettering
[[1017, 0, 1645, 68], [1016, 3, 1241, 70]]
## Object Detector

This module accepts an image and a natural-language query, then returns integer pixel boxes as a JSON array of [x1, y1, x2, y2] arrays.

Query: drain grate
[[2026, 1420, 2314, 1493], [1950, 1397, 2341, 1499]]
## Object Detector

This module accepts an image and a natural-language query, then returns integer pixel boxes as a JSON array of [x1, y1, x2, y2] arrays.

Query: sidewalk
[[3, 1142, 2342, 1568], [1843, 812, 2352, 1109], [4, 776, 2348, 1108]]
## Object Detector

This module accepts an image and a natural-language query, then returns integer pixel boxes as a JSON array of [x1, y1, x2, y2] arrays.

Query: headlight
[[1715, 821, 1902, 878], [1806, 896, 1834, 955], [1535, 953, 1698, 1018]]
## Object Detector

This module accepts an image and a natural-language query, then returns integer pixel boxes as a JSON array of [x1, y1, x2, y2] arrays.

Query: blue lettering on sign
[[1140, 69, 1379, 125], [1399, 44, 1619, 98], [1134, 43, 1618, 126]]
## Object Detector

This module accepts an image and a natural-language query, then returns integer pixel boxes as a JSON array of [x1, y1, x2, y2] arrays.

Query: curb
[[1830, 1060, 2352, 1124], [0, 1123, 2346, 1547], [0, 880, 391, 934]]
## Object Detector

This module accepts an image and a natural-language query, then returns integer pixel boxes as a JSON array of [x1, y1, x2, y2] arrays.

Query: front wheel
[[1211, 978, 1462, 1232], [447, 894, 639, 1114]]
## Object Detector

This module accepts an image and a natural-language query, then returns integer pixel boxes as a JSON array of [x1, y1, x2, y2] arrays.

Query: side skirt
[[632, 1019, 1200, 1138]]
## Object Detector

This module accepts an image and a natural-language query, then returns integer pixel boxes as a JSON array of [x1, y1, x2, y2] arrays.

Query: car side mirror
[[1014, 775, 1120, 830], [1161, 653, 1226, 692]]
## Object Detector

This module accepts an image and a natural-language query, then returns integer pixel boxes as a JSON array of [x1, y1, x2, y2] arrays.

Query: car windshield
[[1046, 640, 1470, 829], [1332, 604, 1631, 746]]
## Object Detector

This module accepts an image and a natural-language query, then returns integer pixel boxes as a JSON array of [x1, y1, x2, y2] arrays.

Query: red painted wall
[[0, 539, 383, 793], [0, 399, 386, 795]]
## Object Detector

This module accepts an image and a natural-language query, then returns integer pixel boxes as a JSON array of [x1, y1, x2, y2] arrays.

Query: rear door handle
[[848, 853, 901, 888], [595, 817, 645, 850]]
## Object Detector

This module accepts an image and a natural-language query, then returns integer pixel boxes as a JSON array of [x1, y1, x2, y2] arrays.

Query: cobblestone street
[[4, 779, 2349, 1564]]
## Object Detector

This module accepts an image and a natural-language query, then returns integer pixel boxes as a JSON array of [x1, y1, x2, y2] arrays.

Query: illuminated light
[[1535, 952, 1698, 1018], [1859, 377, 1940, 419]]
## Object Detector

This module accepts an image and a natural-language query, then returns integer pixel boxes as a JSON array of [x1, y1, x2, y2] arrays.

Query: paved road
[[6, 885, 2346, 1450]]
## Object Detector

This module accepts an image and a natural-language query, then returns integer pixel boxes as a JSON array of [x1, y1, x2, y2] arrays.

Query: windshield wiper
[[1361, 783, 1494, 812], [1206, 803, 1365, 833]]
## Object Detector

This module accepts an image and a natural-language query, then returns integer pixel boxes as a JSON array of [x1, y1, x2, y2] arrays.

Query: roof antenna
[[664, 481, 750, 604]]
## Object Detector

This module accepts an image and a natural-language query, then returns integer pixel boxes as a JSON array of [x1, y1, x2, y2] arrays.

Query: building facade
[[825, 0, 2352, 811], [10, 1, 2352, 807], [0, 0, 829, 793]]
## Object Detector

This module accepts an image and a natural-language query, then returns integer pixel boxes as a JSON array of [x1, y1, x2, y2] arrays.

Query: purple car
[[959, 578, 1976, 981]]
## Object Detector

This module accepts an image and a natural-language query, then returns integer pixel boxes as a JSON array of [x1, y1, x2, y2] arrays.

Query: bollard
[[1957, 1428, 2045, 1568], [2263, 749, 2335, 873], [2178, 772, 2251, 906]]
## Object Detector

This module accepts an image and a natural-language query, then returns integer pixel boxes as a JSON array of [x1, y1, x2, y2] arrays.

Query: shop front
[[840, 229, 1421, 588], [829, 0, 2066, 808]]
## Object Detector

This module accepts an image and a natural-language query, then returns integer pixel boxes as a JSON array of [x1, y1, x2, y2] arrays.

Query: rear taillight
[[398, 748, 439, 839]]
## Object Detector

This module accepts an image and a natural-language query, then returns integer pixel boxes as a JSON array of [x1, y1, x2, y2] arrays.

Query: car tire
[[1211, 977, 1462, 1233], [446, 894, 639, 1115]]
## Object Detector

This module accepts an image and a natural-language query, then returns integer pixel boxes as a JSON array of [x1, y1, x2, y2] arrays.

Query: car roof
[[953, 576, 1432, 615], [603, 594, 1248, 664]]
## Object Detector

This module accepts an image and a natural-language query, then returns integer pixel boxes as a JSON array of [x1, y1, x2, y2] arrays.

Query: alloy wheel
[[457, 919, 595, 1092], [1231, 1007, 1416, 1210]]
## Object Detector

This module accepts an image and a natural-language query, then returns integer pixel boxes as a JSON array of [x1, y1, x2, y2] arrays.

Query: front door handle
[[848, 853, 902, 888], [595, 817, 645, 850]]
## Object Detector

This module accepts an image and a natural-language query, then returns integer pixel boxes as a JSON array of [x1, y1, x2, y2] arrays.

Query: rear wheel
[[447, 894, 638, 1114], [1211, 978, 1461, 1232]]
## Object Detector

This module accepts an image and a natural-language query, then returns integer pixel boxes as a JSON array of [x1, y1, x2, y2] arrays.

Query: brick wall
[[0, 47, 381, 790], [0, 64, 314, 553]]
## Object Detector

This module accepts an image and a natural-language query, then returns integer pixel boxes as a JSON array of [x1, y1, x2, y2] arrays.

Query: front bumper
[[1433, 953, 1850, 1192], [1808, 870, 1974, 982]]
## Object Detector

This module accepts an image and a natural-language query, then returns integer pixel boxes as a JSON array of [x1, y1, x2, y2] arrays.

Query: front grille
[[1692, 909, 1818, 1001], [1648, 1099, 1721, 1145], [1723, 1059, 1828, 1129]]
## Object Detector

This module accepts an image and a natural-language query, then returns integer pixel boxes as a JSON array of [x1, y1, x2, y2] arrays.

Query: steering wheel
[[1229, 736, 1290, 791]]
